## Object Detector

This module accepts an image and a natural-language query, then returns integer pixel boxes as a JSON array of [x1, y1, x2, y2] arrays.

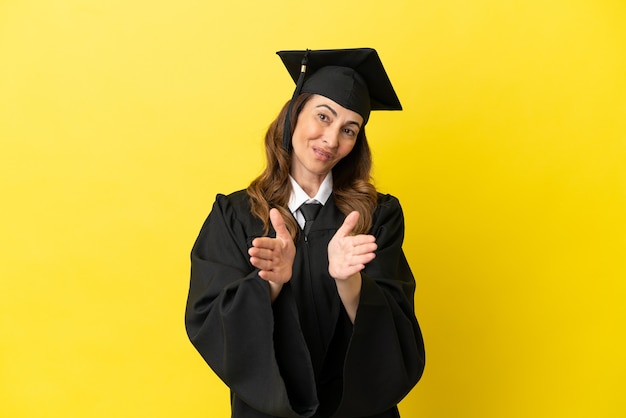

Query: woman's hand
[[249, 208, 295, 300], [328, 211, 377, 281], [328, 211, 377, 323]]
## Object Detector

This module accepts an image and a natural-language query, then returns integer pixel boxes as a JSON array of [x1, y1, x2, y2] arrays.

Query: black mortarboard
[[276, 48, 402, 151]]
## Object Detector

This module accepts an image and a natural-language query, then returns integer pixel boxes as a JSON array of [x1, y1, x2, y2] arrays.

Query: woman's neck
[[291, 172, 327, 198]]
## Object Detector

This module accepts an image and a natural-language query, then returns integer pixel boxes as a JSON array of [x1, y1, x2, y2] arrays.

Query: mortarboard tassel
[[282, 49, 310, 152]]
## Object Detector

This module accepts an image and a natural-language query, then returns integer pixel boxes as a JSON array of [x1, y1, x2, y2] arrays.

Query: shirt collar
[[288, 172, 333, 215]]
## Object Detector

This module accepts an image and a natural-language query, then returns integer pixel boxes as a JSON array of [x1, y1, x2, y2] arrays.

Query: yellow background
[[1, 0, 625, 417]]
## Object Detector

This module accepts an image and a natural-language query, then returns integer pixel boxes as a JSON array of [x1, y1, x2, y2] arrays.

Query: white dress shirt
[[288, 173, 333, 229]]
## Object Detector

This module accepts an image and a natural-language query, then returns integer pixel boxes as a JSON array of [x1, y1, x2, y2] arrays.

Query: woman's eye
[[318, 113, 328, 122], [343, 128, 356, 137]]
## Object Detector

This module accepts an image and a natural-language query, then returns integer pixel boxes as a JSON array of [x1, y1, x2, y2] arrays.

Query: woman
[[185, 48, 425, 418]]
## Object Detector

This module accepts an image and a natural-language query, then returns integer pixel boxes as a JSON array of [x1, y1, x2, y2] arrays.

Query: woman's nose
[[323, 128, 340, 148]]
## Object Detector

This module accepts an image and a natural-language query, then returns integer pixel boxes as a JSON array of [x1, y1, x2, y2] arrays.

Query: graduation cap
[[276, 48, 402, 151]]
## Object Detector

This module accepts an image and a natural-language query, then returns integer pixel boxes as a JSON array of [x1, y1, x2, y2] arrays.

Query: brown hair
[[246, 93, 378, 240]]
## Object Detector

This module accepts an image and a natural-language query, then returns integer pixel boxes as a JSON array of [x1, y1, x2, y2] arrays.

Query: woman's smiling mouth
[[313, 146, 334, 161]]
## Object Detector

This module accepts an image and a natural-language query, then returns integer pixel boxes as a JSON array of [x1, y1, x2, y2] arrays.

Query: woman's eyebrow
[[315, 104, 337, 116], [345, 120, 362, 129]]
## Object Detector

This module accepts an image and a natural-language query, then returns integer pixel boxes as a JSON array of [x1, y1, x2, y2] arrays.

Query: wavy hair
[[246, 93, 378, 241]]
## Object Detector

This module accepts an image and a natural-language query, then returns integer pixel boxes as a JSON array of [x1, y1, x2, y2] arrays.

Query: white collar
[[288, 173, 333, 215]]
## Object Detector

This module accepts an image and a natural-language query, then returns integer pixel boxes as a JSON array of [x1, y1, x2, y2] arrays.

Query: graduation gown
[[185, 190, 425, 418]]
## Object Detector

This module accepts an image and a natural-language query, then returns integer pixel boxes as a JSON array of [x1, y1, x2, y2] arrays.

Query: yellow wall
[[1, 1, 625, 417]]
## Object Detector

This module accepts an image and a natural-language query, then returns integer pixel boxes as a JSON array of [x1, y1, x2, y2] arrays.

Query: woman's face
[[290, 94, 364, 183]]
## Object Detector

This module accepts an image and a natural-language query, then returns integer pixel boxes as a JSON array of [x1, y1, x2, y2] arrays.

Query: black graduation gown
[[185, 190, 425, 418]]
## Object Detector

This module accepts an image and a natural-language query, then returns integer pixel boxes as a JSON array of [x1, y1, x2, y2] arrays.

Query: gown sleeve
[[185, 193, 318, 418], [332, 194, 426, 418]]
